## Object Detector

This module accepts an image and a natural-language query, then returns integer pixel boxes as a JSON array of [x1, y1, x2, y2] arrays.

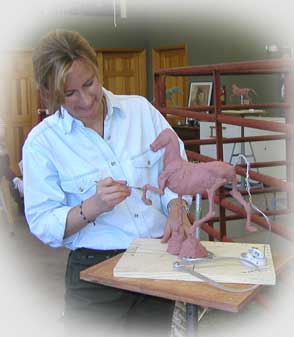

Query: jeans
[[64, 248, 174, 337]]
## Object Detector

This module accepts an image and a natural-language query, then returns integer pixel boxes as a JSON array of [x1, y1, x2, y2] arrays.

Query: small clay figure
[[231, 84, 257, 102], [166, 222, 184, 255], [142, 128, 256, 258]]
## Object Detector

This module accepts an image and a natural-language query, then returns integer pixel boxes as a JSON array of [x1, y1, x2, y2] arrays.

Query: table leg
[[186, 303, 199, 336], [240, 125, 246, 189]]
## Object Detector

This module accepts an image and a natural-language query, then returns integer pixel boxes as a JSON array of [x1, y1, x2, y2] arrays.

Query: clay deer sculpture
[[142, 128, 256, 258]]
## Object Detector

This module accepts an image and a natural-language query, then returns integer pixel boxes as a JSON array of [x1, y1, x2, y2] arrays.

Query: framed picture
[[188, 81, 213, 108]]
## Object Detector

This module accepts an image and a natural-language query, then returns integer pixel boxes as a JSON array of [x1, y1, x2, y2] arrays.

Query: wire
[[236, 154, 272, 250]]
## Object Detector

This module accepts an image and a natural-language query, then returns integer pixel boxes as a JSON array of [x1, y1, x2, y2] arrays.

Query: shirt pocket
[[60, 171, 101, 201], [125, 149, 163, 188]]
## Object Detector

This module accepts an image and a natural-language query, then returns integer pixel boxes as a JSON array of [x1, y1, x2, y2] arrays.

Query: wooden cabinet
[[173, 125, 200, 153], [0, 51, 38, 175]]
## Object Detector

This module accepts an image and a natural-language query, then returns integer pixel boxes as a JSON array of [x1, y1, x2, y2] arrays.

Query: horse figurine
[[231, 84, 257, 100], [142, 128, 256, 258]]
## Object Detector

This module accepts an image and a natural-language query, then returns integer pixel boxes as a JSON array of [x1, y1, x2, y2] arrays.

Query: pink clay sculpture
[[166, 223, 184, 255], [231, 84, 257, 98], [142, 128, 256, 258]]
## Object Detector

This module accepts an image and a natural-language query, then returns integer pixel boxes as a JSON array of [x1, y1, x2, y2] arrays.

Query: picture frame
[[188, 81, 213, 108]]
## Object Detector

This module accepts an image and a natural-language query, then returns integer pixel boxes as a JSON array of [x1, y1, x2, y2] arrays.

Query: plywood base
[[114, 238, 276, 285]]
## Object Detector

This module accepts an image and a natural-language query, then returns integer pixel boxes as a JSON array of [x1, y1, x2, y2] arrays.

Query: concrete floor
[[0, 193, 293, 337]]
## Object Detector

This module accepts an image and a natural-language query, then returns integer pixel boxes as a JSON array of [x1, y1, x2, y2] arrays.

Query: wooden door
[[152, 45, 188, 125], [96, 49, 147, 97], [0, 51, 37, 175], [0, 48, 147, 175]]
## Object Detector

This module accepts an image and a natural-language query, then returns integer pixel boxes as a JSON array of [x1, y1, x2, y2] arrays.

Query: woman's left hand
[[161, 202, 191, 243]]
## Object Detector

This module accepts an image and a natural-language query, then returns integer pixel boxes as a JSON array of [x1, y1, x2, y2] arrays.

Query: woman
[[23, 30, 191, 336]]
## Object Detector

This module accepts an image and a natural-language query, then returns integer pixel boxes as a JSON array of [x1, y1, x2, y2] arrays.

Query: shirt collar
[[59, 87, 123, 134]]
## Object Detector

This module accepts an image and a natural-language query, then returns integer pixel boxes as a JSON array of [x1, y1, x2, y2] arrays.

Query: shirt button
[[107, 135, 111, 140], [134, 214, 139, 218], [110, 161, 116, 166], [79, 187, 84, 192], [147, 160, 151, 165]]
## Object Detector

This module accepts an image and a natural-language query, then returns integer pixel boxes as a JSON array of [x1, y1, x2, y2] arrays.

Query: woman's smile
[[63, 59, 103, 123]]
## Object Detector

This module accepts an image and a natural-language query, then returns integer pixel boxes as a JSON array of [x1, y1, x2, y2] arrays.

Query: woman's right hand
[[93, 177, 131, 214], [64, 177, 131, 238]]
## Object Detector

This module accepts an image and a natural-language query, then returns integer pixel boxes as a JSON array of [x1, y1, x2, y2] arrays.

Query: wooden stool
[[0, 176, 15, 225]]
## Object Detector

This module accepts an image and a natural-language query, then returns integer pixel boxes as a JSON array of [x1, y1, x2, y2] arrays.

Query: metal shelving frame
[[153, 58, 294, 241]]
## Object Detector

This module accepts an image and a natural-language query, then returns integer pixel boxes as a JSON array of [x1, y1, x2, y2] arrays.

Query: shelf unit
[[153, 58, 294, 241]]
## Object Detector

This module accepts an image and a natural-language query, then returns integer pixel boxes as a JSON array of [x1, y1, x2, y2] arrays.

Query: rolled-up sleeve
[[23, 142, 73, 247]]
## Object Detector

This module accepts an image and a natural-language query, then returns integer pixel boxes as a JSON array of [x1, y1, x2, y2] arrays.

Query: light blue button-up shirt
[[23, 88, 189, 250]]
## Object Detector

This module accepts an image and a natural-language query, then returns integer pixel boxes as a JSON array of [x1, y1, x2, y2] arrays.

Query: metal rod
[[186, 304, 198, 337], [195, 193, 202, 239]]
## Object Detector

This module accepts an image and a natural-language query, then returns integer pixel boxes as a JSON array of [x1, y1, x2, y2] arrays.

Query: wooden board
[[113, 239, 276, 285], [80, 242, 290, 313], [81, 253, 254, 312], [81, 252, 287, 313]]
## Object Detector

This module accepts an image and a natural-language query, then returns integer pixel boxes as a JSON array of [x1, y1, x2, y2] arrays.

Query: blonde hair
[[32, 30, 99, 114]]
